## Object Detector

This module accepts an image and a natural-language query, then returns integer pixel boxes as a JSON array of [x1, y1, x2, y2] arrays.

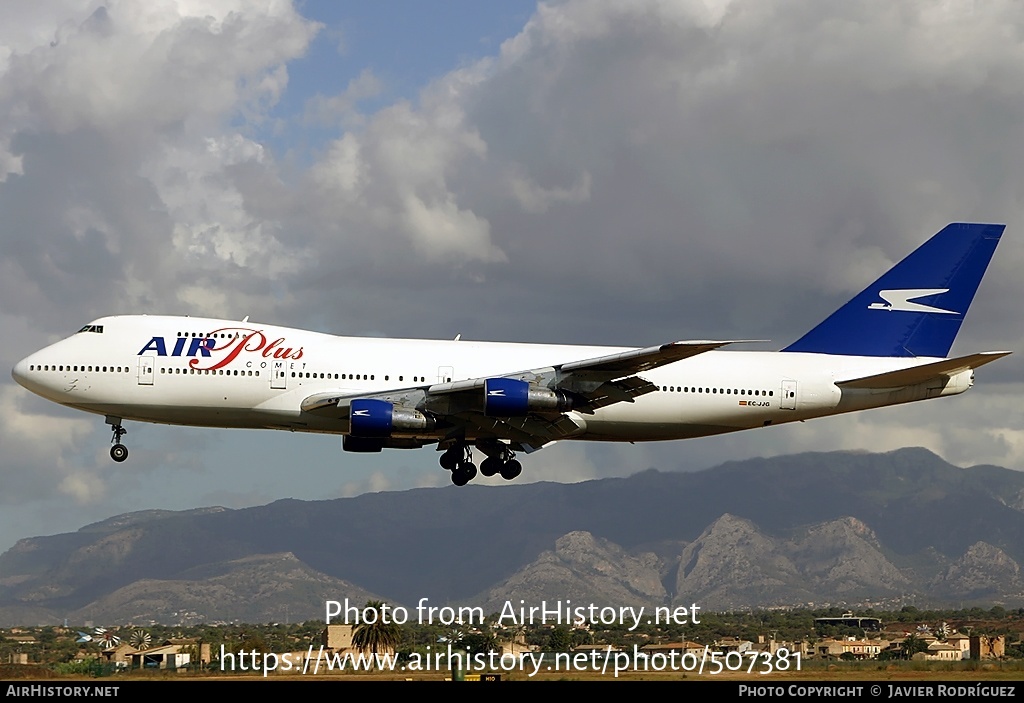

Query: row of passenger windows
[[161, 368, 260, 376], [154, 367, 437, 383], [662, 385, 774, 396], [290, 372, 432, 382], [30, 364, 127, 373], [177, 331, 240, 339]]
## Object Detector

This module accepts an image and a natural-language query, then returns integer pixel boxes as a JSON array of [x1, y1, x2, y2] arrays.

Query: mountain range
[[2, 447, 1023, 625]]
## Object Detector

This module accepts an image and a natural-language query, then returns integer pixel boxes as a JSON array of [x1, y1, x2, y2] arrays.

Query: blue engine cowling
[[484, 378, 574, 417], [349, 399, 436, 437], [484, 378, 529, 416], [350, 398, 394, 437]]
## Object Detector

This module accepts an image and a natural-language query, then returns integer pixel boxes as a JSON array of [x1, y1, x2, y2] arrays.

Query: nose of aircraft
[[12, 356, 29, 388]]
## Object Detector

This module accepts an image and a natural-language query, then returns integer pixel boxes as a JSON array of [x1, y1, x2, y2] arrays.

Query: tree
[[240, 629, 269, 654], [901, 634, 929, 659], [545, 627, 573, 652], [352, 601, 403, 658], [462, 632, 499, 655]]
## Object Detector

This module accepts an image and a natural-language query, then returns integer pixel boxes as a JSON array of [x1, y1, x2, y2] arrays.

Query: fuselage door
[[271, 360, 288, 390], [438, 365, 454, 383], [138, 356, 155, 386], [780, 379, 797, 410]]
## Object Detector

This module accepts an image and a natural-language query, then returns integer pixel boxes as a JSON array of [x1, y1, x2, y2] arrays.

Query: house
[[639, 641, 704, 657], [816, 637, 887, 660], [714, 637, 753, 653], [321, 624, 354, 651], [916, 641, 960, 661], [99, 638, 209, 670], [943, 632, 971, 660]]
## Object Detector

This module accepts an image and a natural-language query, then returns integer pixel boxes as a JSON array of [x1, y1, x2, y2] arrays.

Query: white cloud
[[304, 96, 506, 266], [0, 0, 318, 327], [509, 168, 591, 214], [303, 69, 382, 129]]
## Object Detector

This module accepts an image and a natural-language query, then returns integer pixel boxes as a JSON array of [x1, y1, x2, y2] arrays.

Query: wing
[[427, 340, 747, 409], [301, 339, 751, 450]]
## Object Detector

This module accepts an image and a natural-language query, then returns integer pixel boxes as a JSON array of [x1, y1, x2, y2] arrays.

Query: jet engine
[[349, 398, 435, 437], [483, 378, 574, 416]]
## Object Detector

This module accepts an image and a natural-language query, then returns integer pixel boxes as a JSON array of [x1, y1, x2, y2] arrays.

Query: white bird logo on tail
[[867, 289, 957, 314]]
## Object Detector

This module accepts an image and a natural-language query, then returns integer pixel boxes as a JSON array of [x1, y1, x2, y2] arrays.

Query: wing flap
[[836, 351, 1011, 389], [580, 376, 658, 411], [460, 412, 586, 444]]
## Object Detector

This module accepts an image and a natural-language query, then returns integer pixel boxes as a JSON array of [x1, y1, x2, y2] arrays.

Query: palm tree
[[901, 633, 928, 659], [352, 601, 402, 659]]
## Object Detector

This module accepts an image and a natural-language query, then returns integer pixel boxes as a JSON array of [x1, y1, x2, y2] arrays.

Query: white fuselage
[[11, 315, 971, 445]]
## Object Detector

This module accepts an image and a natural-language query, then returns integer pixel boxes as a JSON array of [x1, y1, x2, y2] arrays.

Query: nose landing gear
[[106, 416, 128, 463]]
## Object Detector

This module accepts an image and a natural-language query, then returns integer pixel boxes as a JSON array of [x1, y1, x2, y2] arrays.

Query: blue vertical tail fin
[[782, 223, 1004, 358]]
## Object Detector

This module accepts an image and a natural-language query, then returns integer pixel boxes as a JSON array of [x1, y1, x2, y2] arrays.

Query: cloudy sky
[[2, 0, 1023, 554]]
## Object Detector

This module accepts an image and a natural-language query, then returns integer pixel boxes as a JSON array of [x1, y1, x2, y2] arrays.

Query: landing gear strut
[[440, 442, 476, 486], [106, 416, 128, 463]]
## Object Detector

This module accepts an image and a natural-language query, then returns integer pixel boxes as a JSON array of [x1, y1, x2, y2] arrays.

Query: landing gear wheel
[[441, 442, 472, 474], [480, 457, 501, 477], [108, 420, 128, 463], [500, 459, 522, 481], [451, 462, 477, 486], [440, 450, 460, 471]]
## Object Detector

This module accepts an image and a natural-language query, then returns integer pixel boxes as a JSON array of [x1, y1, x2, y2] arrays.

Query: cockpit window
[[77, 325, 104, 334]]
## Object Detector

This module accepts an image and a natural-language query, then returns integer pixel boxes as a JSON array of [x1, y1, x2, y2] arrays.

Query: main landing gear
[[440, 443, 476, 486], [106, 416, 128, 463], [439, 441, 522, 486]]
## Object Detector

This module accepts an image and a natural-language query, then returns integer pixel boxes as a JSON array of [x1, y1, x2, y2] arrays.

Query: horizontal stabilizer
[[836, 351, 1011, 389]]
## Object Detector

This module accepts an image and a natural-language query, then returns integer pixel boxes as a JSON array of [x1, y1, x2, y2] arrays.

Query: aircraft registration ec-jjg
[[11, 223, 1011, 486]]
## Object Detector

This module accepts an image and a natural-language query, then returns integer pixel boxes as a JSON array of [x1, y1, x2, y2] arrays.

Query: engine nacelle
[[342, 435, 384, 452], [342, 436, 431, 452], [349, 399, 435, 437], [483, 378, 574, 417]]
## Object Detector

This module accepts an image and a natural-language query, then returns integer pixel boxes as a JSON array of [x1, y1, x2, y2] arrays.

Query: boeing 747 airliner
[[11, 223, 1010, 486]]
